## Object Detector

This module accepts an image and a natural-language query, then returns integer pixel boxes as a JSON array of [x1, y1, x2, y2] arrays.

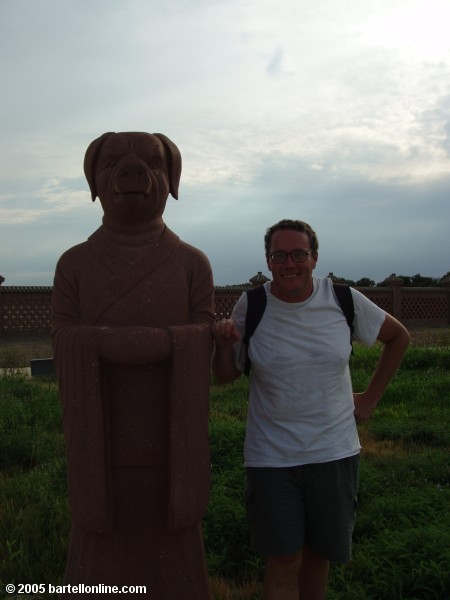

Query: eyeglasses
[[267, 249, 314, 264]]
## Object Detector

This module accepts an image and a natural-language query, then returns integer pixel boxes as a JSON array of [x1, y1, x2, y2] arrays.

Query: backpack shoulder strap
[[332, 283, 355, 348], [243, 285, 267, 375]]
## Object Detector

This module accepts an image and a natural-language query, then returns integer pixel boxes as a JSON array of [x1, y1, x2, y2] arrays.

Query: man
[[212, 219, 410, 600]]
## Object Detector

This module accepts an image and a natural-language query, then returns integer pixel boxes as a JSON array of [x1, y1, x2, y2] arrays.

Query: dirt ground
[[406, 327, 450, 347], [0, 336, 53, 367]]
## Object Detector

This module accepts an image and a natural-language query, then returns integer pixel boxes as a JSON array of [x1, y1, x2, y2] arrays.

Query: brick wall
[[1, 280, 450, 338], [0, 286, 53, 337]]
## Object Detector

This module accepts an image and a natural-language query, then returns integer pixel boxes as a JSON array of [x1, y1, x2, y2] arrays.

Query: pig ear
[[153, 133, 182, 200], [83, 132, 114, 201]]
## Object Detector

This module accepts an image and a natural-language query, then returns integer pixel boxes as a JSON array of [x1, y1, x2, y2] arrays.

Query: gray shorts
[[245, 454, 359, 563]]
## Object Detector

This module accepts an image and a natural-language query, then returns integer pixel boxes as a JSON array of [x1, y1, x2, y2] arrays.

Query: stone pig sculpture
[[51, 132, 214, 599]]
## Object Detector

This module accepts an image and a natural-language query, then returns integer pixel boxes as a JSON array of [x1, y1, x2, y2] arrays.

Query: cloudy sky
[[1, 0, 449, 287]]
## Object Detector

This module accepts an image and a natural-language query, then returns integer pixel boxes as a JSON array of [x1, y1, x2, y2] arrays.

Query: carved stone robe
[[51, 224, 214, 599]]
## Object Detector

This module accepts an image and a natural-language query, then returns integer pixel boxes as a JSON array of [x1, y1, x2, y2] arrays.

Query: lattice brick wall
[[401, 291, 448, 321], [214, 291, 245, 320], [1, 285, 449, 336], [0, 289, 52, 334], [361, 290, 393, 314]]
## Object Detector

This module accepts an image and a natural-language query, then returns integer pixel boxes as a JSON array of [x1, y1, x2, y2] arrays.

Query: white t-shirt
[[231, 277, 386, 467]]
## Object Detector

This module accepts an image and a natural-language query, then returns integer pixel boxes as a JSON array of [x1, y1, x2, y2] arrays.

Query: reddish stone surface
[[51, 132, 214, 598]]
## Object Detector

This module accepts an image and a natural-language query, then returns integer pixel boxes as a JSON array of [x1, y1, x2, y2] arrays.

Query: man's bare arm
[[353, 313, 410, 422], [212, 319, 242, 384]]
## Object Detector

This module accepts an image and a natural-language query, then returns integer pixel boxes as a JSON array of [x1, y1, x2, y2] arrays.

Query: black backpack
[[243, 283, 354, 376]]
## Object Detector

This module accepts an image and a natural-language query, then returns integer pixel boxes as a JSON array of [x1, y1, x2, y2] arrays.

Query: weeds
[[0, 378, 62, 471], [0, 349, 24, 377]]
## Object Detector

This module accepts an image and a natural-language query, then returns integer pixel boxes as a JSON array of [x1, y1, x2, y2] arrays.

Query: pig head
[[83, 131, 182, 228]]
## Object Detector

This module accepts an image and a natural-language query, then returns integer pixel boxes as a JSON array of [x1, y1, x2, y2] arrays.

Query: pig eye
[[102, 154, 118, 169], [146, 153, 164, 169]]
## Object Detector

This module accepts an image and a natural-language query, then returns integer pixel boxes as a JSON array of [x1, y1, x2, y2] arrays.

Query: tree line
[[331, 272, 450, 288]]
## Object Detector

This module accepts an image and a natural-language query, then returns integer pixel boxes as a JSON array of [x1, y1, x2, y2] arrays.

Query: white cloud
[[1, 0, 449, 286]]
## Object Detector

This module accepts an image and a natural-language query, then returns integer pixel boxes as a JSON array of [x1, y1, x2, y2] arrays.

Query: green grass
[[206, 345, 450, 599], [0, 344, 449, 599]]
